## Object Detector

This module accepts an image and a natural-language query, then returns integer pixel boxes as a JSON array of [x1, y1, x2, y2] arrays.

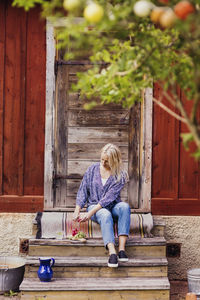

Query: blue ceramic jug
[[37, 257, 55, 282]]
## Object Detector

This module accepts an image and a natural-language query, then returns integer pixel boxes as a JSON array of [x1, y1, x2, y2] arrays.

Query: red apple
[[174, 1, 195, 20]]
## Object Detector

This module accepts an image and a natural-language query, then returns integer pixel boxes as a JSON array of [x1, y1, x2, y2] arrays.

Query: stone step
[[153, 217, 165, 237], [28, 237, 166, 258], [25, 256, 168, 278], [20, 277, 170, 300]]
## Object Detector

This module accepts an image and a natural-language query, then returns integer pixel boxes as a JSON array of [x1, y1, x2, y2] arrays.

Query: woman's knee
[[96, 208, 113, 224], [117, 202, 131, 214]]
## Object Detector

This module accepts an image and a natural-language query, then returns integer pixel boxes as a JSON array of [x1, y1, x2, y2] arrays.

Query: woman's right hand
[[73, 211, 80, 222], [73, 205, 81, 222]]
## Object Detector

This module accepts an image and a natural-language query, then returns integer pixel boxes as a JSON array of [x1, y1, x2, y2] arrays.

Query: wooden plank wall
[[152, 83, 200, 215], [0, 1, 45, 212]]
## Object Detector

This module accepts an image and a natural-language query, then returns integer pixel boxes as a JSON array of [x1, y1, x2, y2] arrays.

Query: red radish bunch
[[72, 228, 79, 236]]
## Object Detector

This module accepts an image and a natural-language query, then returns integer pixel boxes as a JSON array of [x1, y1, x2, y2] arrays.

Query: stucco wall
[[163, 216, 200, 281], [0, 213, 35, 256], [0, 213, 199, 281]]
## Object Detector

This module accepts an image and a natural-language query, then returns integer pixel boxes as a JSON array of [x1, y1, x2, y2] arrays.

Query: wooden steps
[[20, 277, 170, 300], [21, 276, 170, 291], [20, 221, 170, 299], [28, 237, 166, 257], [25, 256, 168, 278]]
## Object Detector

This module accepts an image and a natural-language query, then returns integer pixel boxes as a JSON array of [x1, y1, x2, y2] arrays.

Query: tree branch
[[162, 90, 177, 107], [173, 92, 200, 150], [191, 93, 200, 124], [152, 97, 187, 123], [116, 46, 157, 76], [158, 87, 200, 150]]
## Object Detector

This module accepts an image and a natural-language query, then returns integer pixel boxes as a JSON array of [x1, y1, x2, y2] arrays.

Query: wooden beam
[[55, 64, 69, 207], [139, 87, 153, 211], [128, 104, 140, 208], [0, 0, 6, 195], [152, 199, 200, 215], [0, 196, 44, 212], [18, 9, 27, 196], [44, 20, 56, 209]]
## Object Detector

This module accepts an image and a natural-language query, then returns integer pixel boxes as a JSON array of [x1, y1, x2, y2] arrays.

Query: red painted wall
[[152, 83, 200, 215], [0, 1, 45, 212]]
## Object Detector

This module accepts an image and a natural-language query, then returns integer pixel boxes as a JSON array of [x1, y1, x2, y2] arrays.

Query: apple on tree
[[174, 0, 195, 20], [133, 0, 155, 17], [83, 2, 104, 23], [150, 7, 166, 23], [159, 8, 177, 28], [63, 0, 81, 11]]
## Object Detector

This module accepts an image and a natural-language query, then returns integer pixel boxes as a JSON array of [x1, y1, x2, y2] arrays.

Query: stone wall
[[0, 213, 199, 281], [0, 213, 35, 256], [163, 216, 200, 281]]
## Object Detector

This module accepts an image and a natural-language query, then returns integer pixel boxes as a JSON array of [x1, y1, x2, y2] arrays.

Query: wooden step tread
[[26, 256, 168, 267], [21, 277, 170, 291], [29, 236, 166, 246]]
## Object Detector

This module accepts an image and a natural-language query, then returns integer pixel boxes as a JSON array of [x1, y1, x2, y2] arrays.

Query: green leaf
[[192, 149, 200, 160], [181, 133, 194, 150], [83, 101, 98, 110], [12, 0, 44, 11]]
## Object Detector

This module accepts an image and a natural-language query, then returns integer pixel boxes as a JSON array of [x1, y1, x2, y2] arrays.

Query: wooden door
[[53, 56, 141, 211]]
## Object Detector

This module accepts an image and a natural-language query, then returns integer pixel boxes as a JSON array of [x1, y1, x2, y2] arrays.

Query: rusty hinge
[[56, 60, 94, 65], [53, 173, 82, 186], [54, 60, 58, 76], [54, 59, 108, 75], [52, 170, 58, 190]]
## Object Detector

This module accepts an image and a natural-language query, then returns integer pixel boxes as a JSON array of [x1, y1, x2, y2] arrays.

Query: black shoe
[[108, 254, 118, 268], [118, 250, 128, 262]]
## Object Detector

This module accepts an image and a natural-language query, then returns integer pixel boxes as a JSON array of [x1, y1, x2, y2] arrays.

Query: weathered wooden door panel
[[68, 127, 128, 143], [68, 143, 128, 160], [68, 110, 129, 126], [54, 59, 140, 210]]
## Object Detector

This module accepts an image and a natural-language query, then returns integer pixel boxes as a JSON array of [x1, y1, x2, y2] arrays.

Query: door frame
[[44, 21, 153, 212]]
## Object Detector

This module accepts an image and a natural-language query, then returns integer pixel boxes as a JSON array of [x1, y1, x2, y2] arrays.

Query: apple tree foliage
[[12, 0, 200, 158]]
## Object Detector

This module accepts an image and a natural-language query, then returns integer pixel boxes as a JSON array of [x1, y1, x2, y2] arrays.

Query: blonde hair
[[101, 143, 127, 181]]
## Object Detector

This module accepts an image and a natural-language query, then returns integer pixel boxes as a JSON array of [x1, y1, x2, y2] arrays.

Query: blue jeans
[[88, 202, 131, 248]]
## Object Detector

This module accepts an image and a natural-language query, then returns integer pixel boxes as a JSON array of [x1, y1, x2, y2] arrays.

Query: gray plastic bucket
[[188, 268, 200, 299]]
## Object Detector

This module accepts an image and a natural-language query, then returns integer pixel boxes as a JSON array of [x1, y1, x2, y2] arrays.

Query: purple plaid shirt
[[76, 162, 127, 210]]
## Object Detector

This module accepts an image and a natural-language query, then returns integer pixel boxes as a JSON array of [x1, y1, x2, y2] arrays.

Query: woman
[[73, 143, 131, 268]]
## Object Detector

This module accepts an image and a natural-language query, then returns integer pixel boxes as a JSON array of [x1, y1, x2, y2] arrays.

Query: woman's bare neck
[[100, 164, 111, 179]]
